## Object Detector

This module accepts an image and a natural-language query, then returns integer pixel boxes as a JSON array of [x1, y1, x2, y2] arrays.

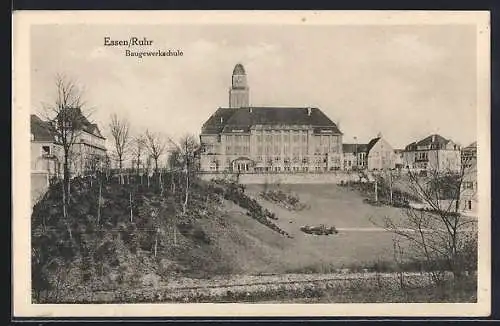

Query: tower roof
[[232, 63, 246, 75]]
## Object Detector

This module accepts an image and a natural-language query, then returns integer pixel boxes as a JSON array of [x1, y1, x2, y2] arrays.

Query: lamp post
[[354, 136, 358, 169]]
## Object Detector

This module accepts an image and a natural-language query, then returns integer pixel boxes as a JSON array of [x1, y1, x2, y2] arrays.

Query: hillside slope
[[31, 177, 296, 302]]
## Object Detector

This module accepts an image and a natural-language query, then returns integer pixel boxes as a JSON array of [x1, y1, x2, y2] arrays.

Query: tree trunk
[[97, 181, 102, 225], [119, 159, 123, 185], [183, 165, 189, 215], [389, 173, 393, 204], [129, 191, 133, 222], [154, 227, 159, 257]]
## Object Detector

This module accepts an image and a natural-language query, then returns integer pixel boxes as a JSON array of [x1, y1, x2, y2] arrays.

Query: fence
[[199, 171, 361, 185]]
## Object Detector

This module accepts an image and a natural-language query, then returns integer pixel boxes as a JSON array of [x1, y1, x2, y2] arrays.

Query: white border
[[12, 10, 491, 317]]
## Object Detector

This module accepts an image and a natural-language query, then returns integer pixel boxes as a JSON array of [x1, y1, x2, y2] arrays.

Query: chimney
[[307, 107, 312, 116], [220, 117, 223, 124], [432, 135, 436, 142]]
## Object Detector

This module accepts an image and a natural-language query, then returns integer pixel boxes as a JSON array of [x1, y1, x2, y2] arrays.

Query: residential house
[[199, 63, 343, 173], [459, 156, 478, 216], [31, 114, 62, 178], [403, 134, 461, 172], [461, 141, 477, 170], [394, 149, 404, 170], [31, 114, 62, 204], [58, 107, 107, 176], [342, 143, 368, 170], [365, 134, 396, 171]]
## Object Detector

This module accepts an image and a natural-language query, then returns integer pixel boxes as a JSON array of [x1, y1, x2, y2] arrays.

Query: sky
[[31, 24, 478, 149]]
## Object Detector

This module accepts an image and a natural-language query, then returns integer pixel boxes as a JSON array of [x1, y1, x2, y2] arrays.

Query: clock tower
[[229, 63, 250, 108]]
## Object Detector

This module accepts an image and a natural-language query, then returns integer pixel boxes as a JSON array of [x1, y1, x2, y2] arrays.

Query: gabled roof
[[404, 134, 454, 151], [416, 134, 449, 147], [201, 107, 342, 135], [55, 107, 105, 139], [464, 141, 477, 150], [366, 137, 381, 154], [31, 114, 56, 142]]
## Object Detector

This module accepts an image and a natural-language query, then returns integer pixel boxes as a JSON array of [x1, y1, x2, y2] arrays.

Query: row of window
[[224, 134, 340, 145], [223, 146, 338, 156]]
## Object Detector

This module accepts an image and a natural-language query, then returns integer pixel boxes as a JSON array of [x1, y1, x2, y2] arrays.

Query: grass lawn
[[217, 183, 418, 274]]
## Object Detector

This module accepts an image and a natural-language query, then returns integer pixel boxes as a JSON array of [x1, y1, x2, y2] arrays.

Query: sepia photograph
[[12, 10, 491, 317]]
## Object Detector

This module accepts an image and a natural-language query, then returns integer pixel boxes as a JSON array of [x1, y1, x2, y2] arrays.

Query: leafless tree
[[144, 130, 166, 175], [130, 134, 145, 177], [83, 153, 103, 187], [109, 113, 130, 184], [41, 73, 92, 239], [374, 164, 478, 283], [168, 134, 199, 215]]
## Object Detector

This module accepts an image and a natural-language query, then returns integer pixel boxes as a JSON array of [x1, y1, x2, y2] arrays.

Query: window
[[464, 182, 474, 189], [42, 146, 51, 156], [467, 200, 472, 210]]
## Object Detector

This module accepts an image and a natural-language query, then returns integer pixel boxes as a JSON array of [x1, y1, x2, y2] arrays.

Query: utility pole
[[354, 136, 358, 169]]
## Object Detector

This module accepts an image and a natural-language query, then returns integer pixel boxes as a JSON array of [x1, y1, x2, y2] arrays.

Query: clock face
[[234, 76, 243, 86]]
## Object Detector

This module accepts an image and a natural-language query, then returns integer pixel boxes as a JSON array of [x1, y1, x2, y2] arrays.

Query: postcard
[[12, 10, 491, 317]]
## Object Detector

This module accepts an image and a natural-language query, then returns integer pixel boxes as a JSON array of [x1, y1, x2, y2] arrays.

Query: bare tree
[[144, 130, 166, 174], [130, 134, 145, 177], [41, 73, 91, 239], [374, 164, 478, 283], [109, 114, 130, 184], [168, 134, 199, 215]]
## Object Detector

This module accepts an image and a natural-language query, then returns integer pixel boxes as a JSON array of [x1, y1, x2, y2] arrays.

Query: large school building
[[199, 64, 344, 173]]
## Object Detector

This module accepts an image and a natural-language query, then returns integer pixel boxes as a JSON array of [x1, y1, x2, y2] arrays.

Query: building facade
[[342, 143, 367, 170], [70, 110, 107, 176], [31, 110, 107, 178], [200, 64, 343, 173], [403, 134, 461, 172], [394, 149, 404, 169], [461, 141, 477, 170], [31, 114, 63, 178], [459, 156, 478, 216], [365, 135, 396, 171]]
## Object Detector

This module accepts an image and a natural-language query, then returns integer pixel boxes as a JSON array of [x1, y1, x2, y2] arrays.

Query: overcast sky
[[31, 24, 477, 149]]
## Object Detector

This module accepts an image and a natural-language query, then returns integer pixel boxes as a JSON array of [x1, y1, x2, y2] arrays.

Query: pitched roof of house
[[366, 137, 381, 154], [416, 134, 449, 146], [404, 134, 453, 151], [31, 114, 56, 142], [55, 107, 105, 139], [201, 107, 341, 135], [464, 141, 477, 149], [342, 143, 368, 153]]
